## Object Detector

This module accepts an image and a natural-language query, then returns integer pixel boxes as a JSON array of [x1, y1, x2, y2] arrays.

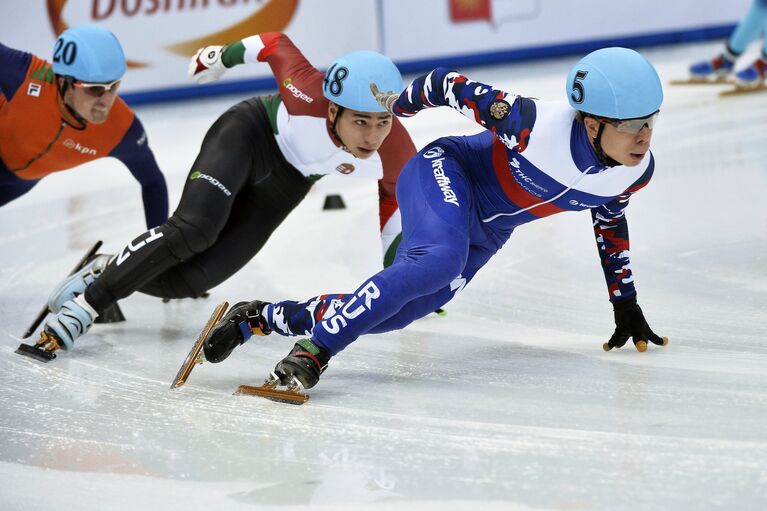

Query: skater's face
[[584, 116, 654, 167], [328, 104, 393, 159], [62, 78, 121, 124]]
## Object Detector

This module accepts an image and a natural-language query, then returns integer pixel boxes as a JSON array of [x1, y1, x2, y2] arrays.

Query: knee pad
[[162, 214, 218, 260], [391, 247, 467, 297], [142, 263, 210, 300], [419, 246, 467, 285]]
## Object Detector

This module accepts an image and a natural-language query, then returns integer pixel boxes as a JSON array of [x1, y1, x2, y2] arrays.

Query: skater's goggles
[[72, 79, 122, 97], [596, 111, 659, 134]]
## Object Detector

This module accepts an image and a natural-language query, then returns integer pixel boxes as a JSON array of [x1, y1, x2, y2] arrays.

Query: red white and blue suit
[[265, 67, 654, 355]]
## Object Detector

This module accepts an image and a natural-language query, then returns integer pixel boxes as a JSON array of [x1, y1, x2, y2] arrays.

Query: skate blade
[[15, 343, 57, 362], [720, 83, 767, 96], [15, 331, 62, 363], [669, 77, 732, 86], [235, 384, 310, 405], [170, 301, 229, 389], [22, 240, 103, 339]]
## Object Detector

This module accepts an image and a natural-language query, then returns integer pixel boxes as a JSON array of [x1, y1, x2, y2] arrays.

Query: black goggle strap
[[592, 121, 620, 167], [55, 75, 87, 129]]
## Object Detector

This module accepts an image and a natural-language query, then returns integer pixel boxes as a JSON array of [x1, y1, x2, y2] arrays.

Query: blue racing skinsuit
[[263, 67, 655, 356]]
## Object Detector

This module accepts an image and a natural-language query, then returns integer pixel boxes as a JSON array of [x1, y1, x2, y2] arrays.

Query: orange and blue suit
[[0, 43, 168, 227]]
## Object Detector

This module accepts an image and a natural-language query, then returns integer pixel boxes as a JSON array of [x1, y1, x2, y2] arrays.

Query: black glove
[[603, 296, 668, 352]]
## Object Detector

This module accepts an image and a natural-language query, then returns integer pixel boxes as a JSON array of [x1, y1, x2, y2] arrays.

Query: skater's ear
[[328, 102, 337, 122], [582, 115, 601, 139], [327, 102, 344, 123]]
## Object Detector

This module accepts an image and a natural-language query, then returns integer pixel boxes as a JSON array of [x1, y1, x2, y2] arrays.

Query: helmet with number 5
[[566, 47, 663, 119], [52, 24, 126, 83], [323, 50, 403, 113]]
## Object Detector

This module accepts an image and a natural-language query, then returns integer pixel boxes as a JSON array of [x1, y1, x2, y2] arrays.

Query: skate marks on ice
[[2, 325, 767, 509]]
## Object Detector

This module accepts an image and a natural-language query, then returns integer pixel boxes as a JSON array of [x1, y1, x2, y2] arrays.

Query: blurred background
[[2, 0, 752, 104]]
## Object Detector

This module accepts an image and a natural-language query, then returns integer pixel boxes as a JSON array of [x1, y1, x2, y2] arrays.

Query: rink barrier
[[121, 24, 734, 106]]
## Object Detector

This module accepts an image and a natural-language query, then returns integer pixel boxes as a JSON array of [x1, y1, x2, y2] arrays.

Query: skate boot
[[44, 295, 97, 350], [203, 300, 271, 363], [689, 54, 735, 82], [273, 338, 330, 390], [735, 57, 767, 88], [47, 253, 112, 312]]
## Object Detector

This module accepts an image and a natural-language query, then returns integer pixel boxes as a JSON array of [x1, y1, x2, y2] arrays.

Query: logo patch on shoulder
[[423, 146, 445, 159], [489, 100, 510, 120], [336, 163, 355, 174], [282, 76, 314, 103], [27, 83, 42, 97]]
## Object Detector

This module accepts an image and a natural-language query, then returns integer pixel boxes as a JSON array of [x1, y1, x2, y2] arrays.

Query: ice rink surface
[[1, 41, 766, 510]]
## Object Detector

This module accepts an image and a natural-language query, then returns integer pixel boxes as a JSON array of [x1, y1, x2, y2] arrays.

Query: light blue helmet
[[323, 50, 403, 112], [52, 24, 126, 83], [566, 47, 663, 119]]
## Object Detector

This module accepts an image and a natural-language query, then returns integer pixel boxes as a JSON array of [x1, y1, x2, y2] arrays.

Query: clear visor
[[603, 111, 660, 134], [72, 79, 121, 97]]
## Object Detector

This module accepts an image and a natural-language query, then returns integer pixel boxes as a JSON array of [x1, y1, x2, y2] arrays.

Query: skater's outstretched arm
[[374, 67, 536, 153], [110, 115, 168, 228]]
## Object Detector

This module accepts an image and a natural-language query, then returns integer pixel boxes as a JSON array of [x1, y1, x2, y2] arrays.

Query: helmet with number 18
[[323, 50, 403, 113]]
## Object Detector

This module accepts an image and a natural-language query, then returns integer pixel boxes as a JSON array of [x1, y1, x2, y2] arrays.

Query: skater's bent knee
[[162, 215, 219, 259]]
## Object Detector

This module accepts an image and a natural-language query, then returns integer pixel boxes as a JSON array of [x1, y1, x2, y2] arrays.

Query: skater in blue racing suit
[[203, 47, 669, 391]]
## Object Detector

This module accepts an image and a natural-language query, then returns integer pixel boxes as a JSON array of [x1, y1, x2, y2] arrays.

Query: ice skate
[[15, 330, 65, 362], [21, 241, 102, 339], [235, 372, 310, 405], [170, 301, 229, 389], [721, 58, 767, 96], [202, 300, 272, 363], [16, 296, 98, 362], [671, 54, 734, 85], [235, 338, 330, 405], [47, 253, 113, 313], [45, 295, 98, 350]]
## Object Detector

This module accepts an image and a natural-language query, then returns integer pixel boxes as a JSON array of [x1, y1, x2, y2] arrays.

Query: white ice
[[1, 41, 766, 511]]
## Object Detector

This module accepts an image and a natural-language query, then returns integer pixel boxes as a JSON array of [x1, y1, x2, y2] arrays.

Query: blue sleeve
[[393, 67, 537, 152], [110, 116, 169, 228], [591, 154, 655, 303], [591, 194, 636, 303], [0, 43, 33, 100]]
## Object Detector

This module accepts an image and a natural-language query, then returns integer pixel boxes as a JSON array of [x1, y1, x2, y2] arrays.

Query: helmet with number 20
[[52, 24, 126, 83], [323, 50, 403, 113]]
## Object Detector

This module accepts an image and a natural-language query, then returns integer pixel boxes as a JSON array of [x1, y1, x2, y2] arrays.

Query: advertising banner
[[2, 0, 379, 97], [0, 0, 754, 102], [380, 0, 752, 63]]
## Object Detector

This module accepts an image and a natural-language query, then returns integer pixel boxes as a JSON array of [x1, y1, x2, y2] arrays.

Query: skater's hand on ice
[[370, 83, 399, 114], [603, 296, 668, 352], [189, 46, 227, 84]]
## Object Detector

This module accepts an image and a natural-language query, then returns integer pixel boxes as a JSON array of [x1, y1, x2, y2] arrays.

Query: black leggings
[[85, 98, 311, 310]]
